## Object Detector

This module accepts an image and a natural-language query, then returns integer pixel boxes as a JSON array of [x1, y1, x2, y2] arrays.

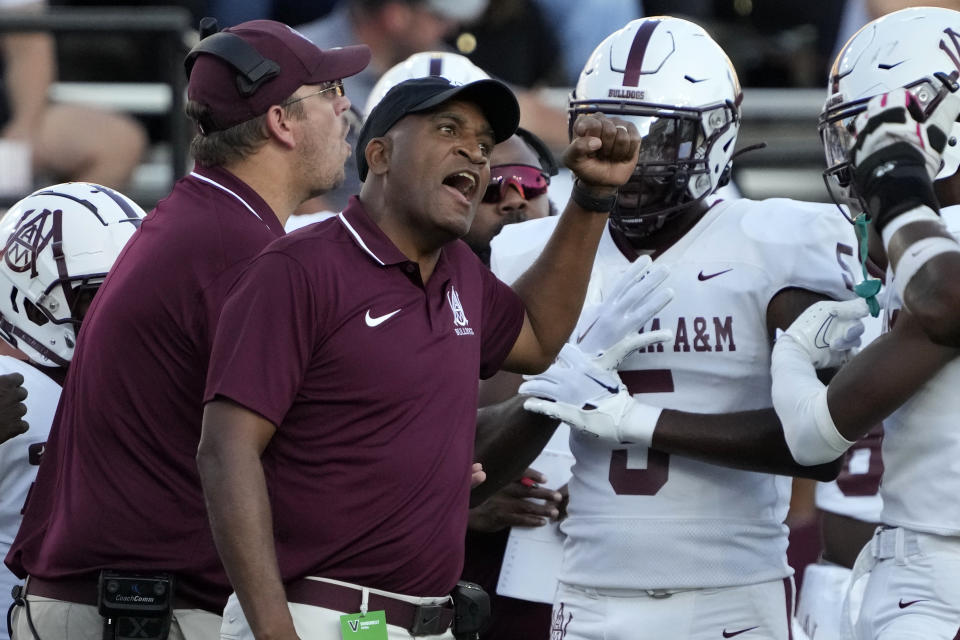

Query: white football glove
[[520, 343, 662, 447], [850, 84, 960, 230], [576, 255, 674, 370], [851, 85, 960, 181], [779, 298, 870, 369]]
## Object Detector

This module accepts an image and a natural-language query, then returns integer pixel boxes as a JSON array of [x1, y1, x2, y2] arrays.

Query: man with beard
[[5, 20, 370, 639]]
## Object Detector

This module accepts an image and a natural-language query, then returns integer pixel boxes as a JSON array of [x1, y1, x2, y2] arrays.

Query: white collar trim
[[338, 212, 385, 265], [190, 171, 263, 222]]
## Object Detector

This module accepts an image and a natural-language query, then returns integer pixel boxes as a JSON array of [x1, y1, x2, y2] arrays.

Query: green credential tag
[[340, 610, 388, 639]]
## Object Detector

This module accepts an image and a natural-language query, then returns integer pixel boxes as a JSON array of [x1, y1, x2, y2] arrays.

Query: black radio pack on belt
[[451, 581, 490, 640], [98, 571, 174, 640]]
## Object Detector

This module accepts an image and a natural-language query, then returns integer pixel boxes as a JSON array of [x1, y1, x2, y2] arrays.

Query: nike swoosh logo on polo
[[898, 598, 926, 609], [585, 373, 619, 394], [698, 268, 733, 281], [722, 627, 758, 638], [364, 308, 402, 327]]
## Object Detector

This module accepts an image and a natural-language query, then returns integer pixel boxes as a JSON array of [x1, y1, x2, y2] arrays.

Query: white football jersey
[[876, 204, 960, 536], [0, 355, 61, 637], [491, 198, 859, 589], [814, 314, 884, 524]]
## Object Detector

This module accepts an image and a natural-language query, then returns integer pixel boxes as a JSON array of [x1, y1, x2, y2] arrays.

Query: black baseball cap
[[356, 76, 520, 181]]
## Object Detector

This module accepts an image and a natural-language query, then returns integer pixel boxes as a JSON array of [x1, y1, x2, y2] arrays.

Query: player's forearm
[[825, 314, 958, 433], [509, 203, 610, 371], [472, 395, 559, 504], [651, 407, 842, 481], [885, 217, 960, 346], [197, 411, 298, 639]]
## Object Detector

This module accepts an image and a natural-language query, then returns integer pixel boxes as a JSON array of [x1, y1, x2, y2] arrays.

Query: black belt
[[25, 575, 203, 612], [285, 579, 454, 636]]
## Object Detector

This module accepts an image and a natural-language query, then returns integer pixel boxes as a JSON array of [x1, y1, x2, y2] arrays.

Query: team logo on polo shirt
[[448, 286, 474, 336]]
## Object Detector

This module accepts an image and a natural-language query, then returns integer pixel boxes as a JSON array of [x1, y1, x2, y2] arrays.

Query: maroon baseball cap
[[186, 20, 370, 133]]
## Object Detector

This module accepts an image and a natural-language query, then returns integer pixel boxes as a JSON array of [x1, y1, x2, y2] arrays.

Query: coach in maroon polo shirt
[[5, 20, 369, 640], [199, 76, 642, 639]]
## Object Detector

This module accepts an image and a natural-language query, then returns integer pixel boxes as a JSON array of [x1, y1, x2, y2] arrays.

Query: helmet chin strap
[[0, 315, 70, 367]]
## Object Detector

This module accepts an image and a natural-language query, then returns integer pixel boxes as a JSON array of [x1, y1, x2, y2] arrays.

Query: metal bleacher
[[735, 87, 833, 203], [0, 5, 192, 209]]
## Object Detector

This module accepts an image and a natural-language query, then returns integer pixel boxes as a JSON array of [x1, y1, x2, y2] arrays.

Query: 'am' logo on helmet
[[3, 208, 58, 278], [940, 27, 960, 73]]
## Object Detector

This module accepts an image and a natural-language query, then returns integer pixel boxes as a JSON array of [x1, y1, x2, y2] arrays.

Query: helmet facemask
[[570, 98, 738, 239]]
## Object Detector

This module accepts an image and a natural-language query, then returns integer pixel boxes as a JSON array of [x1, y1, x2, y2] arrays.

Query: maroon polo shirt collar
[[189, 165, 286, 236], [339, 197, 455, 287]]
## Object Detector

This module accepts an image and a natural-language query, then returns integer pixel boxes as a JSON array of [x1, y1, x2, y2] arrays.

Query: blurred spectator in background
[[706, 0, 846, 87], [531, 0, 644, 86], [206, 0, 339, 31], [450, 0, 564, 88], [297, 0, 486, 112], [0, 0, 146, 195]]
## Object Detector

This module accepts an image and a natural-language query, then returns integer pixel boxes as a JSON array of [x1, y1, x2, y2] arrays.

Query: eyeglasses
[[482, 164, 550, 204], [281, 80, 345, 106]]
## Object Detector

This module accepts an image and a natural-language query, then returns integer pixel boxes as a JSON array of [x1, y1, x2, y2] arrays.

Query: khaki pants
[[220, 578, 455, 640], [10, 595, 222, 640]]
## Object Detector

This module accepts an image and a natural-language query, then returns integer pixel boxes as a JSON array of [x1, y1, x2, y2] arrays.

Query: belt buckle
[[409, 603, 448, 636]]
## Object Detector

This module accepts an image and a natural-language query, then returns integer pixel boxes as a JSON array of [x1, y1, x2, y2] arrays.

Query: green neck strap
[[853, 213, 881, 317]]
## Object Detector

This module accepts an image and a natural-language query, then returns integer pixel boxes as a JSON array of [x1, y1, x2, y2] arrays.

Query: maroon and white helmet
[[0, 182, 143, 366], [570, 17, 742, 238], [821, 7, 960, 217]]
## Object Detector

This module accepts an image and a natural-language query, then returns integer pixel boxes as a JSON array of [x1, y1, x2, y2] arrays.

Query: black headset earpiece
[[183, 18, 280, 97]]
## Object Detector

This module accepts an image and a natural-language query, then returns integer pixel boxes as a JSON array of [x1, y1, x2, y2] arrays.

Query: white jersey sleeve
[[489, 216, 559, 285], [815, 313, 885, 523], [736, 198, 861, 304], [0, 355, 61, 630]]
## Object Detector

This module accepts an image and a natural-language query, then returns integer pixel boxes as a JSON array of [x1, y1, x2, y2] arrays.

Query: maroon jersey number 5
[[608, 369, 673, 495]]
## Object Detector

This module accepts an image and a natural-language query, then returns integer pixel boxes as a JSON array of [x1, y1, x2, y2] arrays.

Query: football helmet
[[569, 17, 742, 238], [364, 51, 490, 117], [820, 7, 960, 218], [0, 182, 144, 367]]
